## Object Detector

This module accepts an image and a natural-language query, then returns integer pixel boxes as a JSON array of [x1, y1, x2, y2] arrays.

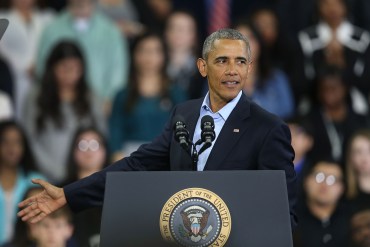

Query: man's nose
[[225, 62, 238, 76]]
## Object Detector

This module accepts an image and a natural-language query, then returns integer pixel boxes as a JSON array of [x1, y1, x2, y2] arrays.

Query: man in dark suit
[[18, 29, 297, 228]]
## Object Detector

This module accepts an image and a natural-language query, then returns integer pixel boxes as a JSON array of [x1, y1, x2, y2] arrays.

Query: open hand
[[17, 179, 67, 223]]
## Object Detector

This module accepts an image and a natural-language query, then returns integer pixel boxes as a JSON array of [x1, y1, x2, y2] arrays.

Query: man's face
[[197, 39, 251, 111], [351, 210, 370, 247]]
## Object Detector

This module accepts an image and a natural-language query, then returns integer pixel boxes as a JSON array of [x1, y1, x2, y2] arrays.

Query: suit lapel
[[204, 94, 251, 170]]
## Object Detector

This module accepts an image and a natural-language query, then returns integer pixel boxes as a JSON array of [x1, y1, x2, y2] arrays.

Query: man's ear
[[197, 58, 207, 78]]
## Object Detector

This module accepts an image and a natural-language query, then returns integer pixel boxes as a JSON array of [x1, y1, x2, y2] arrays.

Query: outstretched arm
[[17, 179, 66, 223]]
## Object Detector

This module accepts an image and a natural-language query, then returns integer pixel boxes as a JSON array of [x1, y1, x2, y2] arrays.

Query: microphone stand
[[191, 139, 203, 171], [191, 145, 199, 171]]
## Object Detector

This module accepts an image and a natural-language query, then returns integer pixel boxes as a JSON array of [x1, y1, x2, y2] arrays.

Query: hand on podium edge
[[17, 178, 67, 223]]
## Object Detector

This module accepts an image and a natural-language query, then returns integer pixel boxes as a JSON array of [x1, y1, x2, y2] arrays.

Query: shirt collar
[[201, 91, 242, 121]]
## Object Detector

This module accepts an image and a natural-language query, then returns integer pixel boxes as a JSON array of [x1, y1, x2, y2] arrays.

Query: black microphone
[[198, 115, 215, 155], [173, 115, 190, 151]]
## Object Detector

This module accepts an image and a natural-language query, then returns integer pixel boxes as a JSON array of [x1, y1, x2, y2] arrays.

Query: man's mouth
[[222, 81, 239, 85]]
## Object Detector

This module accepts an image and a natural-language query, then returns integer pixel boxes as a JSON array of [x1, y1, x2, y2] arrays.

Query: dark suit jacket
[[64, 93, 297, 227]]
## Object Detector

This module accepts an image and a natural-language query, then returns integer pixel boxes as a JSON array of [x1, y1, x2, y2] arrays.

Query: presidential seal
[[160, 188, 231, 247]]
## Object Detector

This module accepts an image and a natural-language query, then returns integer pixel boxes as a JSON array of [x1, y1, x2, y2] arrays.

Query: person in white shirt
[[0, 0, 54, 120]]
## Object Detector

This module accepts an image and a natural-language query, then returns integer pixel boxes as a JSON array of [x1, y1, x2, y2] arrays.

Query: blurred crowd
[[0, 0, 370, 246]]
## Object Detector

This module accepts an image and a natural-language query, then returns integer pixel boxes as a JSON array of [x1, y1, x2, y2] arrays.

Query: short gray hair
[[202, 28, 251, 62]]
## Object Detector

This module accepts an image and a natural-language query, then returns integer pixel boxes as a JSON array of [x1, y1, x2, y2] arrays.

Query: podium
[[100, 170, 293, 247]]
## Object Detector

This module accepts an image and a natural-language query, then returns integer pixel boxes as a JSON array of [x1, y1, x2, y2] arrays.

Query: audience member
[[5, 187, 43, 247], [0, 0, 54, 119], [31, 207, 76, 247], [346, 129, 370, 208], [96, 0, 144, 39], [304, 66, 369, 164], [22, 41, 106, 184], [64, 126, 108, 184], [62, 126, 109, 247], [0, 121, 45, 245], [293, 159, 350, 247], [351, 208, 370, 247], [250, 7, 295, 69], [35, 0, 129, 110], [173, 0, 270, 41], [133, 0, 173, 34], [235, 21, 295, 119], [109, 32, 187, 161], [165, 10, 199, 98], [297, 0, 370, 114], [287, 117, 314, 185]]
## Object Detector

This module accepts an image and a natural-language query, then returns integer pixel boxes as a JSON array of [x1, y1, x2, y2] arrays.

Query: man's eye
[[217, 59, 226, 63], [238, 60, 247, 64]]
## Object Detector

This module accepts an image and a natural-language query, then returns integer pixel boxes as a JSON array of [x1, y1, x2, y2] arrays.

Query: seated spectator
[[297, 0, 370, 114], [109, 32, 187, 161], [0, 121, 46, 246], [305, 65, 369, 163], [164, 10, 199, 98], [62, 126, 109, 247], [64, 126, 109, 184], [235, 20, 295, 119], [36, 0, 129, 111], [346, 129, 370, 208], [5, 187, 43, 247], [31, 207, 76, 247], [0, 0, 54, 120], [293, 159, 350, 247], [351, 208, 370, 247], [22, 41, 106, 184]]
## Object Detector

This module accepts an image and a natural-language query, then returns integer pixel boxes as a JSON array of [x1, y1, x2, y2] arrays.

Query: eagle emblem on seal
[[179, 205, 213, 243]]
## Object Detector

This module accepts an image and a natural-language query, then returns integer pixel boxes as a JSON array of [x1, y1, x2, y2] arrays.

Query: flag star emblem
[[233, 129, 240, 133]]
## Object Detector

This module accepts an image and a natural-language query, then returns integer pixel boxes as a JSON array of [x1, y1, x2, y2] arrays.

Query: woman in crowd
[[0, 121, 45, 246], [234, 20, 295, 119], [346, 129, 370, 208], [304, 65, 369, 163], [297, 0, 370, 115], [109, 32, 187, 161], [22, 41, 106, 184], [164, 10, 200, 98], [62, 126, 109, 247]]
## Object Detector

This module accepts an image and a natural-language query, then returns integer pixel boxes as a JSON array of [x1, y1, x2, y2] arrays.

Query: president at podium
[[18, 28, 297, 234]]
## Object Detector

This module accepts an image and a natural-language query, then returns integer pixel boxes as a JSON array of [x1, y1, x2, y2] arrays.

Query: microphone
[[173, 115, 190, 151], [198, 115, 215, 155]]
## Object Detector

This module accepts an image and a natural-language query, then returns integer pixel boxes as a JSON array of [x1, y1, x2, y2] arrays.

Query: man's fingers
[[30, 212, 47, 224], [32, 179, 50, 189], [18, 197, 35, 208], [22, 208, 41, 221]]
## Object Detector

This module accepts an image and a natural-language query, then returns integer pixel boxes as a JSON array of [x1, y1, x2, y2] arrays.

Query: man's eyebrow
[[214, 56, 228, 60], [236, 56, 247, 60]]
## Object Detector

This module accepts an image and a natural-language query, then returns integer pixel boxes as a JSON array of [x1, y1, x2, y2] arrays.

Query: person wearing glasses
[[60, 126, 109, 247], [293, 159, 350, 247]]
